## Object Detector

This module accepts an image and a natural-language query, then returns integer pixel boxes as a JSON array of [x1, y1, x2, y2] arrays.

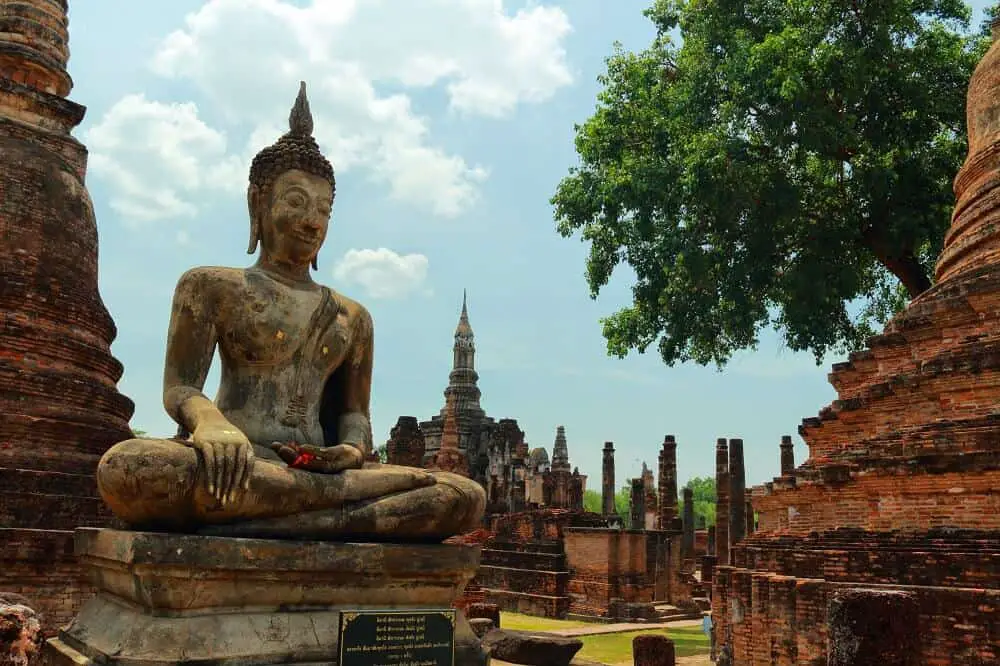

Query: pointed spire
[[288, 81, 315, 138], [455, 289, 473, 337], [552, 425, 571, 472]]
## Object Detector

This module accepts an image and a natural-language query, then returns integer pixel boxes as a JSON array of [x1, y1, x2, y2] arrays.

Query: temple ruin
[[386, 297, 711, 622], [709, 25, 1000, 662]]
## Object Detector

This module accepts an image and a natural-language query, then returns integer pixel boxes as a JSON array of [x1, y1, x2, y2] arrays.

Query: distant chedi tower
[[385, 293, 586, 514]]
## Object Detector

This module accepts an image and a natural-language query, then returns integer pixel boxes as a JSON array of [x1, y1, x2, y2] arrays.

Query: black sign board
[[338, 609, 456, 666]]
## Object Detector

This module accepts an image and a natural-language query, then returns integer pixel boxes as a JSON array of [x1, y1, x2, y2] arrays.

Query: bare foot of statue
[[96, 83, 485, 542]]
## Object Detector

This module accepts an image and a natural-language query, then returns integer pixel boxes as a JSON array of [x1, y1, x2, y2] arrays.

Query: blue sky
[[64, 0, 992, 492]]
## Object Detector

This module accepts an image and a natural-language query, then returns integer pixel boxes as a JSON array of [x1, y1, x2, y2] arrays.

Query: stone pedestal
[[45, 528, 489, 665]]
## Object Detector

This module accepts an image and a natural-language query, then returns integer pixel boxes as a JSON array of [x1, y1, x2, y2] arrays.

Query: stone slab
[[45, 528, 489, 665]]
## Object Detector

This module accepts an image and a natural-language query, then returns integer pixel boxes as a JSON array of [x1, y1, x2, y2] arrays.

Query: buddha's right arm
[[162, 269, 226, 433]]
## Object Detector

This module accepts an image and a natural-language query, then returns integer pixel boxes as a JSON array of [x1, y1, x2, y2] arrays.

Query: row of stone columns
[[602, 434, 796, 565], [712, 435, 796, 564]]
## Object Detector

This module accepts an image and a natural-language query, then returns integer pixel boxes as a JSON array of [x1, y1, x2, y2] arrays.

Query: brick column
[[0, 0, 134, 635], [715, 438, 730, 566], [728, 438, 746, 547], [707, 525, 716, 556], [658, 435, 678, 528], [745, 494, 755, 534], [780, 434, 795, 475], [681, 486, 695, 561], [602, 441, 616, 517], [630, 478, 645, 530]]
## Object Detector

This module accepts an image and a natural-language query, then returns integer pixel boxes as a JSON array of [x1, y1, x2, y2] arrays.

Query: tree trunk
[[861, 227, 932, 298]]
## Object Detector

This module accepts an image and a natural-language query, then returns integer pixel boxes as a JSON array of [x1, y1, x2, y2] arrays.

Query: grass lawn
[[497, 612, 710, 665], [578, 627, 710, 664], [499, 612, 590, 632]]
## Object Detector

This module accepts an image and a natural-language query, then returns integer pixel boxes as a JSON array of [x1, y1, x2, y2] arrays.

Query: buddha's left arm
[[329, 307, 374, 456]]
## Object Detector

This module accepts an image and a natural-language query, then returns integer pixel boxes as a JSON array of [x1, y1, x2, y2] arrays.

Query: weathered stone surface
[[0, 0, 133, 637], [469, 618, 495, 638], [481, 629, 582, 666], [714, 439, 729, 566], [386, 416, 425, 468], [466, 602, 501, 627], [602, 441, 616, 517], [827, 589, 919, 666], [630, 479, 645, 530], [728, 439, 745, 547], [681, 487, 695, 561], [0, 595, 42, 666], [658, 436, 678, 529], [632, 633, 675, 666], [45, 529, 488, 665]]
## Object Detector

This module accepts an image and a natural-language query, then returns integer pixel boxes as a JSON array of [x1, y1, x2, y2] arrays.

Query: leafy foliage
[[582, 486, 633, 525], [552, 0, 990, 366], [678, 476, 716, 527]]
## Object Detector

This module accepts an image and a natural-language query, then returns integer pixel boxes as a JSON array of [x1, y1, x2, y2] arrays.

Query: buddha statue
[[96, 82, 485, 542]]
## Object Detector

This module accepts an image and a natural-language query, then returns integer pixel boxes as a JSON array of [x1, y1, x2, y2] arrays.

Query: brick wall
[[0, 529, 90, 636], [713, 529, 1000, 665]]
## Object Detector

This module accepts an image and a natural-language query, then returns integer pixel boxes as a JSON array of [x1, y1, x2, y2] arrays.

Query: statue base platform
[[44, 528, 489, 665]]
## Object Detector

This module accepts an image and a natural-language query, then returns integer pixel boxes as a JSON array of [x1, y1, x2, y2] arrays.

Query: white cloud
[[85, 94, 243, 221], [333, 248, 431, 300], [88, 0, 572, 222]]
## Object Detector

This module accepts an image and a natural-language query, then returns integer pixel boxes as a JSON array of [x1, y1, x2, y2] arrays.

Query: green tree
[[131, 428, 147, 437], [374, 443, 388, 464], [615, 483, 632, 525], [584, 487, 632, 525], [678, 476, 716, 527], [552, 0, 989, 367]]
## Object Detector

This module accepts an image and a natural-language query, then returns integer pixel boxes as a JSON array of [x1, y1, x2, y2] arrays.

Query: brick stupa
[[712, 24, 1000, 665], [0, 0, 134, 633]]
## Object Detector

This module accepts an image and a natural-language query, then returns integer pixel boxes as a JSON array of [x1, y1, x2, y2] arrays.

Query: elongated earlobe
[[247, 185, 261, 254], [311, 256, 318, 271]]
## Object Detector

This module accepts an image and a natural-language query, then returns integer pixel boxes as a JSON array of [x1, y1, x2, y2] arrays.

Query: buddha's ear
[[247, 184, 261, 255], [311, 256, 318, 271]]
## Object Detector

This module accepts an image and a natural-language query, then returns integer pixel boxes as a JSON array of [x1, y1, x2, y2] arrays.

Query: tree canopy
[[552, 0, 991, 366]]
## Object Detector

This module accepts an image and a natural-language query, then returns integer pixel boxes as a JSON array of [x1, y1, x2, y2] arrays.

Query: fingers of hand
[[242, 445, 255, 491], [327, 445, 361, 472], [276, 444, 299, 465], [225, 441, 241, 504], [219, 442, 233, 504], [198, 441, 217, 496]]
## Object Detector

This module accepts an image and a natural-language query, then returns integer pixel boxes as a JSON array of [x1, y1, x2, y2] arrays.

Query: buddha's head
[[247, 82, 335, 270]]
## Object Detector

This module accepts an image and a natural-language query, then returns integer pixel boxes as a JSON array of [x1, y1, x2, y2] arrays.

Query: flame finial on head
[[289, 81, 314, 138]]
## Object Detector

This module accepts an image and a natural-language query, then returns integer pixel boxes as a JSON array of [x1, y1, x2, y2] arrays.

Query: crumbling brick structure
[[712, 28, 1000, 663], [0, 0, 134, 635], [473, 509, 605, 618], [564, 526, 683, 621], [472, 509, 684, 621]]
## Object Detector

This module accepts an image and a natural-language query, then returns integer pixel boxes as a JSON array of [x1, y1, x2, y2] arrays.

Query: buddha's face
[[258, 169, 333, 267]]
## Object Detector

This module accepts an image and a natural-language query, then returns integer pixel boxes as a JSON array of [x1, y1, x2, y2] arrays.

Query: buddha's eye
[[285, 192, 306, 208]]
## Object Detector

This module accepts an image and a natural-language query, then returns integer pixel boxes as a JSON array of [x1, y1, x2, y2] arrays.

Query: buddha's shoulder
[[325, 287, 373, 329], [173, 266, 246, 298]]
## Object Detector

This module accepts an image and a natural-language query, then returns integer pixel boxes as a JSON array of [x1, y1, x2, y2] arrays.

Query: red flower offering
[[290, 450, 317, 469]]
